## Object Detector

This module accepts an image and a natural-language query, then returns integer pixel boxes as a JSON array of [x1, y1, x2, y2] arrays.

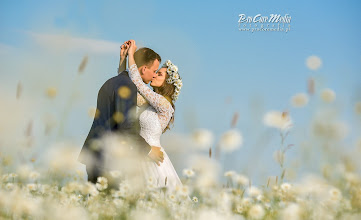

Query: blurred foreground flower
[[354, 101, 361, 116], [183, 168, 195, 178], [280, 203, 302, 220], [46, 87, 57, 99], [306, 55, 322, 71], [219, 129, 243, 152], [320, 88, 336, 103], [263, 111, 293, 131], [44, 143, 80, 175], [88, 107, 100, 119], [248, 204, 265, 219], [247, 186, 262, 197], [311, 119, 349, 141], [192, 129, 214, 150], [190, 155, 220, 188], [291, 93, 309, 108]]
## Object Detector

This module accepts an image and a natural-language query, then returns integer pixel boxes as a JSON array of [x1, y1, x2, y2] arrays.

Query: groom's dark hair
[[134, 47, 161, 68]]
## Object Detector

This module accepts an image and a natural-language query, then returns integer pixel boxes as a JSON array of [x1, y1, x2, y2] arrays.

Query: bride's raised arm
[[127, 42, 174, 130]]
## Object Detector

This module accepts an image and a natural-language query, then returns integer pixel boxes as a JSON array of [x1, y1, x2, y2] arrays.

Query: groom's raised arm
[[113, 80, 152, 156]]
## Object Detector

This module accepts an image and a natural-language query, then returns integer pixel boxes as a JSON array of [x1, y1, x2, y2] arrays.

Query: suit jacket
[[77, 70, 152, 169]]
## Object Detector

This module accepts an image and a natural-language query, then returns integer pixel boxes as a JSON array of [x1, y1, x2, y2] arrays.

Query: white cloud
[[26, 31, 120, 54]]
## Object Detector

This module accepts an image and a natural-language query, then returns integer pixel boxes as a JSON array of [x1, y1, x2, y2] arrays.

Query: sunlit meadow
[[1, 53, 361, 220], [1, 1, 361, 218]]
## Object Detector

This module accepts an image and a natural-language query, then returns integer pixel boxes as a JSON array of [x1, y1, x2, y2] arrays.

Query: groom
[[77, 42, 164, 185]]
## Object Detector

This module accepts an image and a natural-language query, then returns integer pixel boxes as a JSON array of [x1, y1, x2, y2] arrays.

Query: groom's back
[[77, 71, 138, 166]]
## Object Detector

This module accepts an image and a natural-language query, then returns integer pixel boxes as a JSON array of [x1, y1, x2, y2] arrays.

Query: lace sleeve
[[128, 63, 174, 130]]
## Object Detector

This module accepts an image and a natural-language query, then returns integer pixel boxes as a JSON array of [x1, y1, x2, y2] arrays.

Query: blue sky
[[1, 0, 360, 184]]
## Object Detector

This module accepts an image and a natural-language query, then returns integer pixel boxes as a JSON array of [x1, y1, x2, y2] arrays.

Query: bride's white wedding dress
[[128, 64, 188, 199]]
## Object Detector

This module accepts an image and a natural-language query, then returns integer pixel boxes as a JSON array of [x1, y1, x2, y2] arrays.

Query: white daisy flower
[[192, 196, 198, 203], [281, 182, 292, 192], [329, 187, 342, 201], [96, 176, 108, 191], [247, 186, 262, 197], [171, 65, 178, 73], [173, 72, 179, 79], [241, 197, 252, 206], [27, 183, 38, 191], [81, 182, 98, 196], [174, 81, 180, 88], [166, 78, 173, 84], [183, 168, 195, 178], [257, 194, 264, 202], [6, 183, 14, 190]]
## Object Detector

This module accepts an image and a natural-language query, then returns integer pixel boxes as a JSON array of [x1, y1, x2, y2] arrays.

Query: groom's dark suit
[[77, 70, 152, 184]]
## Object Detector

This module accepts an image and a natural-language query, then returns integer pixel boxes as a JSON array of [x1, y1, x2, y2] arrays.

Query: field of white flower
[[1, 55, 361, 220]]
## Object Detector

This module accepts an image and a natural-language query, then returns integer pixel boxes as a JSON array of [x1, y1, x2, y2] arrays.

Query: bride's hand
[[120, 41, 129, 59], [148, 146, 164, 166], [127, 39, 137, 56]]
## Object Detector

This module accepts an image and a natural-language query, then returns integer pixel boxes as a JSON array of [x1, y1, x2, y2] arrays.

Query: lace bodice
[[137, 93, 147, 106], [128, 64, 174, 132], [137, 105, 162, 146]]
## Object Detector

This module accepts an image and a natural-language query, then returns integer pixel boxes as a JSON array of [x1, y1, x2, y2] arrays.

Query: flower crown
[[162, 60, 182, 102]]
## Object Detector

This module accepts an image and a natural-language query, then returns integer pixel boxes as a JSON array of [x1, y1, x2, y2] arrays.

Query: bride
[[118, 40, 186, 198]]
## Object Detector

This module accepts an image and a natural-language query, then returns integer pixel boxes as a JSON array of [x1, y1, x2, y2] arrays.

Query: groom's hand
[[148, 146, 164, 166]]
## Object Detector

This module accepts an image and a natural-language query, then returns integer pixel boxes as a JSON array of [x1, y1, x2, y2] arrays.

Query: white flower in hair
[[166, 78, 173, 84], [171, 65, 178, 72], [162, 60, 182, 103], [173, 73, 180, 79]]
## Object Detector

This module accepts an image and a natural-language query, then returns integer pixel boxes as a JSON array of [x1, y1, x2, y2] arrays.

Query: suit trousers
[[86, 165, 119, 190]]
